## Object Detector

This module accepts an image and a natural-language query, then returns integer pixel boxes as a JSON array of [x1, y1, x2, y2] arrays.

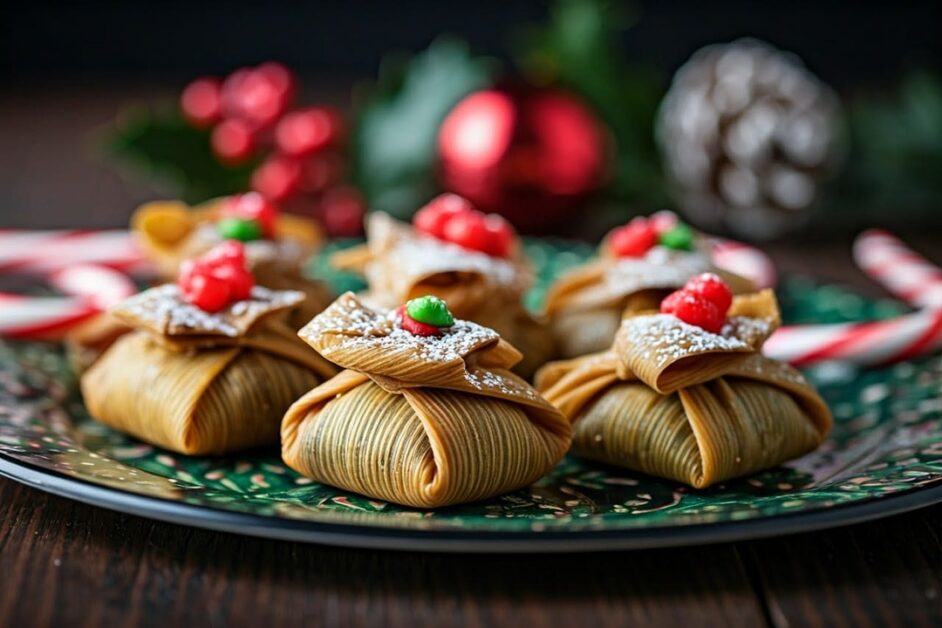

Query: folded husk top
[[282, 292, 571, 508], [536, 290, 832, 489], [543, 237, 755, 359], [81, 285, 336, 455], [132, 199, 324, 284]]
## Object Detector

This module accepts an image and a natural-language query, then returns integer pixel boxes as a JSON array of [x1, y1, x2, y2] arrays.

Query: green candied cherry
[[218, 217, 264, 242], [659, 223, 694, 251], [405, 295, 455, 328]]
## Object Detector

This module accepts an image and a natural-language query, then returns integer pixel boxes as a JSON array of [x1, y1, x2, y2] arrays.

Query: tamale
[[281, 293, 571, 508], [536, 290, 831, 489]]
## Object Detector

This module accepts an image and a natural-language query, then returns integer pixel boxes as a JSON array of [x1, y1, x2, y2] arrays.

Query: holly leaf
[[516, 0, 667, 209], [100, 104, 255, 204], [351, 37, 494, 219]]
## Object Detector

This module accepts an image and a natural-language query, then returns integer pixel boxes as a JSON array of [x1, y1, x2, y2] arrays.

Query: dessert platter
[[1, 196, 941, 552]]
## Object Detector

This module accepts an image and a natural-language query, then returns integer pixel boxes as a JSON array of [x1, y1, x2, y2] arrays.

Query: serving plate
[[1, 241, 941, 552]]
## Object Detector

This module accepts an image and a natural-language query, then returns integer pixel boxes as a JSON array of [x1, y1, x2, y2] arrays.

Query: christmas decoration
[[657, 38, 841, 240], [854, 230, 942, 310], [405, 295, 455, 328], [437, 85, 609, 232]]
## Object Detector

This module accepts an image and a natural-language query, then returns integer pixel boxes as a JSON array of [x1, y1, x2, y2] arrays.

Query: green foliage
[[100, 105, 255, 204], [517, 0, 667, 210], [350, 38, 494, 219]]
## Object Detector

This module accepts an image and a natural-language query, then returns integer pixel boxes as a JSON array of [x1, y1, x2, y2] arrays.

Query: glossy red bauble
[[437, 86, 609, 232]]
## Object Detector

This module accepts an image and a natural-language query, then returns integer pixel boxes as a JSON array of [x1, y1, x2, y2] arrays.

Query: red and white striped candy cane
[[853, 229, 942, 310], [0, 229, 149, 275], [711, 238, 777, 290], [0, 264, 136, 341], [764, 308, 942, 367]]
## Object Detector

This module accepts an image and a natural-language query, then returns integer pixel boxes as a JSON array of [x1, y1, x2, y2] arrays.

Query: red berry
[[683, 273, 733, 314], [221, 193, 279, 238], [660, 290, 725, 333], [180, 272, 231, 313], [396, 306, 442, 336], [442, 210, 491, 254], [481, 213, 515, 258], [221, 65, 293, 127], [275, 107, 343, 157], [251, 156, 302, 202], [413, 194, 476, 238], [610, 218, 658, 258], [255, 62, 296, 102], [298, 152, 344, 193], [202, 240, 247, 268], [320, 186, 365, 238], [211, 119, 255, 164], [180, 77, 222, 127]]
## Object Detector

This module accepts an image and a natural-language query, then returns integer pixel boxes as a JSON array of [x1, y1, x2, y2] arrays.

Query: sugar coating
[[465, 369, 540, 400], [619, 313, 770, 367], [604, 246, 713, 295], [115, 284, 303, 337]]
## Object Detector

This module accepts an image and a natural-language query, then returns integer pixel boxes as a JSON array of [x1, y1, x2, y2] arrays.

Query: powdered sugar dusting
[[114, 284, 304, 337], [618, 313, 753, 368], [604, 246, 712, 295], [465, 369, 540, 400]]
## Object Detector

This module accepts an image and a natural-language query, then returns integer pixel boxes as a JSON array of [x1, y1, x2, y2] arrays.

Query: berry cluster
[[178, 241, 255, 313], [180, 63, 364, 237], [413, 194, 516, 258], [609, 212, 695, 258], [396, 295, 455, 337], [660, 273, 733, 334]]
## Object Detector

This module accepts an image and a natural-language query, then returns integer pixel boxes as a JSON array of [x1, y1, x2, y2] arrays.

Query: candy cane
[[853, 229, 942, 309], [0, 264, 136, 340], [711, 238, 777, 290], [0, 229, 149, 275], [764, 308, 942, 367]]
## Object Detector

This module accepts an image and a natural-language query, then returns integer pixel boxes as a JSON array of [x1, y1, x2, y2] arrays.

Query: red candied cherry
[[660, 290, 725, 334], [220, 193, 279, 239], [480, 213, 515, 258], [179, 261, 231, 313], [319, 186, 366, 238], [395, 306, 442, 337], [442, 210, 491, 254], [211, 118, 255, 164], [413, 194, 476, 238], [211, 263, 254, 301], [251, 156, 302, 202], [683, 273, 733, 314], [275, 107, 343, 157], [180, 77, 222, 127], [610, 218, 658, 258], [202, 240, 247, 268]]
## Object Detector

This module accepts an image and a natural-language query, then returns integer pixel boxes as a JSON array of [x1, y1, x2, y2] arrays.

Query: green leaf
[[351, 37, 494, 219], [516, 0, 667, 209], [99, 104, 255, 204]]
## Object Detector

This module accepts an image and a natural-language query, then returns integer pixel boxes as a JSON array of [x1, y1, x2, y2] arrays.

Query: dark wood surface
[[1, 85, 941, 628]]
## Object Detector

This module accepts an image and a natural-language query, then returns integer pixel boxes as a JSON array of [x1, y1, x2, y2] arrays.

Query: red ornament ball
[[437, 85, 609, 232]]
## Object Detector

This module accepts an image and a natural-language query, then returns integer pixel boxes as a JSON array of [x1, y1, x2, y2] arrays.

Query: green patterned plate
[[1, 241, 941, 552]]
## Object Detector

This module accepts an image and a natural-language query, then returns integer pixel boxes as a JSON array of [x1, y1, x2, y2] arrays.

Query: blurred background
[[2, 0, 941, 240]]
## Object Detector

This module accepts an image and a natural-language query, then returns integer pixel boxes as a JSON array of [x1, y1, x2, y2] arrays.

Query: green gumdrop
[[218, 217, 263, 242], [660, 223, 694, 250], [406, 295, 455, 327]]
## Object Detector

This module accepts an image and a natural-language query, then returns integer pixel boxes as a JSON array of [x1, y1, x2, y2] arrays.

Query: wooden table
[[1, 84, 941, 628]]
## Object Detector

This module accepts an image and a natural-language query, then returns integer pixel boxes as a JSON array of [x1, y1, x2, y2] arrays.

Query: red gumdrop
[[441, 210, 492, 255], [413, 194, 476, 238], [396, 306, 442, 336], [683, 273, 733, 314], [251, 156, 302, 202], [661, 290, 725, 333], [180, 77, 222, 127], [610, 218, 658, 258], [211, 118, 255, 164], [180, 272, 231, 313], [221, 193, 279, 238], [481, 213, 515, 258]]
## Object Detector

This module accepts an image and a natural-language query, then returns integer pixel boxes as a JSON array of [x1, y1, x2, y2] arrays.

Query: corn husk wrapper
[[536, 290, 831, 489], [331, 212, 553, 377], [132, 199, 332, 325], [282, 293, 571, 508], [81, 285, 337, 455], [544, 235, 754, 359]]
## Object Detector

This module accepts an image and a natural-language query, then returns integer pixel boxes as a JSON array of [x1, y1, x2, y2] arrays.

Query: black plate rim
[[3, 451, 941, 553]]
